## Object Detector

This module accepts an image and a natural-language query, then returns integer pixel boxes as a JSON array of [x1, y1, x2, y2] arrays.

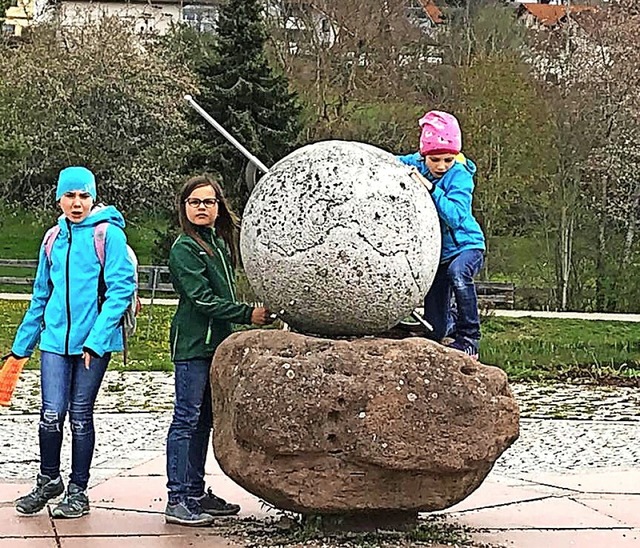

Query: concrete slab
[[90, 476, 166, 513], [520, 468, 640, 494], [0, 539, 57, 547], [0, 507, 55, 537], [576, 495, 640, 527], [451, 496, 622, 529], [438, 477, 565, 514], [60, 535, 239, 547], [474, 528, 640, 548], [119, 455, 165, 477], [53, 508, 169, 537], [0, 482, 29, 505]]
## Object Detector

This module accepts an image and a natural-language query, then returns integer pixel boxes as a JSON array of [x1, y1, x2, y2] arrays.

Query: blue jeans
[[39, 351, 110, 489], [424, 249, 484, 344], [166, 359, 213, 504]]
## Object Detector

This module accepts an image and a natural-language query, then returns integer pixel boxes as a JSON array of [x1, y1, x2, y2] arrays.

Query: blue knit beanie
[[56, 167, 97, 200]]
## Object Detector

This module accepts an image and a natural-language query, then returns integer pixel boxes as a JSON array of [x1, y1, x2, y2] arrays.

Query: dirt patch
[[206, 514, 502, 548]]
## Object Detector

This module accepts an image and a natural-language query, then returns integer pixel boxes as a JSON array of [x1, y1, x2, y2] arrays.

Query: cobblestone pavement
[[1, 371, 638, 483]]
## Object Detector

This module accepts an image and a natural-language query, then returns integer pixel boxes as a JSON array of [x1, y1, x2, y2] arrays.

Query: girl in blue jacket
[[10, 166, 136, 518], [398, 111, 485, 359]]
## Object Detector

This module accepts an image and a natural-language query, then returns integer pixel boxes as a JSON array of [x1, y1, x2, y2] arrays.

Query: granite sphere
[[240, 140, 441, 336]]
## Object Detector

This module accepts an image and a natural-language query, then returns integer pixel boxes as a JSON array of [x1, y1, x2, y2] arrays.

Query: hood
[[461, 156, 477, 176]]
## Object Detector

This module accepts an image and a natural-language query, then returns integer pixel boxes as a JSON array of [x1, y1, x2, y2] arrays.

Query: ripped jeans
[[39, 351, 110, 489]]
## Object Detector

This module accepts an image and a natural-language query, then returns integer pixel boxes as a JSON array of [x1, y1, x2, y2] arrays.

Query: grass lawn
[[0, 207, 168, 293], [2, 299, 639, 383]]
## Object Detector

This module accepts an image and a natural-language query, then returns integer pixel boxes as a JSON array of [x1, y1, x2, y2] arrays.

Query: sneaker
[[197, 488, 241, 516], [15, 474, 64, 514], [165, 498, 215, 527], [51, 483, 90, 518], [446, 339, 479, 360]]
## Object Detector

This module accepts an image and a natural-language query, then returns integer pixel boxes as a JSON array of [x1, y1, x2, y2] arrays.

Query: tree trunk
[[594, 174, 608, 310], [621, 188, 639, 269], [557, 204, 574, 311]]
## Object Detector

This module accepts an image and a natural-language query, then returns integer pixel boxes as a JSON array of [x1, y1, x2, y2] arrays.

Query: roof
[[518, 4, 597, 27], [418, 0, 444, 25]]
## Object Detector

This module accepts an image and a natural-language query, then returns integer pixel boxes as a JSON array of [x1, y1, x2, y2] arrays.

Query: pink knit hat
[[418, 110, 462, 155]]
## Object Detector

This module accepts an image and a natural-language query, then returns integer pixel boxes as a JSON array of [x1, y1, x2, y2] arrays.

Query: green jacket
[[168, 227, 253, 362]]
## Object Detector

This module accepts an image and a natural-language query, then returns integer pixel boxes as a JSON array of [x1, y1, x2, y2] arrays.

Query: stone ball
[[240, 140, 441, 336]]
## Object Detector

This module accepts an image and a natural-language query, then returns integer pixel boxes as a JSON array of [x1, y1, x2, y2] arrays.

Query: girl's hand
[[83, 351, 91, 370], [251, 307, 272, 326], [408, 167, 434, 193]]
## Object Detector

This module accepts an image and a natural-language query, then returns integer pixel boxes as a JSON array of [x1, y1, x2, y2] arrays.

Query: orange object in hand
[[0, 356, 28, 407]]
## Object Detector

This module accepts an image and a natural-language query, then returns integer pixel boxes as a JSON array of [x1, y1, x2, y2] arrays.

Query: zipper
[[205, 321, 212, 345], [447, 226, 459, 247], [64, 220, 72, 355], [171, 326, 179, 360], [210, 235, 236, 302]]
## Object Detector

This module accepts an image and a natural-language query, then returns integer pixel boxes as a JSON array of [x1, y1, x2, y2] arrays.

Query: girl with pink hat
[[398, 110, 485, 359]]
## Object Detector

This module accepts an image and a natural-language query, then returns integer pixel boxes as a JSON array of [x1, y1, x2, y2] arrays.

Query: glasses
[[185, 197, 219, 209]]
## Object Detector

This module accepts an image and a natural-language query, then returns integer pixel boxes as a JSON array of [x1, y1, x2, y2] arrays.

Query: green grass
[[2, 206, 639, 382], [482, 315, 640, 382], [0, 206, 169, 292], [0, 299, 175, 371], [2, 299, 639, 381]]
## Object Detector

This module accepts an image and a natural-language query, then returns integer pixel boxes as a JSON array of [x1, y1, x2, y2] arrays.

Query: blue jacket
[[12, 206, 136, 358], [397, 152, 485, 262]]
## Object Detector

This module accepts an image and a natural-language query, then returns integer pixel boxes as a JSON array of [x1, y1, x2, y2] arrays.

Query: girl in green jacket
[[165, 175, 271, 526]]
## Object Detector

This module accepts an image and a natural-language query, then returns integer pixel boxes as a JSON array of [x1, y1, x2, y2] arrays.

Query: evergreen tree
[[188, 0, 302, 211]]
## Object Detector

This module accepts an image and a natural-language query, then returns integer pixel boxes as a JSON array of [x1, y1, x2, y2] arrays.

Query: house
[[406, 0, 445, 32], [515, 2, 597, 29], [268, 0, 336, 53], [2, 0, 445, 45], [2, 0, 39, 37], [1, 0, 223, 36]]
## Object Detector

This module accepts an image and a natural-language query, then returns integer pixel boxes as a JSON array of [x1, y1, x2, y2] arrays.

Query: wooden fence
[[0, 259, 515, 309]]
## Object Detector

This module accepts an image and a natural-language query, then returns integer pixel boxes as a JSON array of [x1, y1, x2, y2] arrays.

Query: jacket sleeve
[[396, 152, 425, 172], [84, 226, 136, 357], [11, 241, 52, 357], [169, 240, 253, 324], [430, 166, 475, 230]]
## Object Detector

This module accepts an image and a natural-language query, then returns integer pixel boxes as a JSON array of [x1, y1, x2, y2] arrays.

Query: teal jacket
[[169, 227, 254, 362], [397, 152, 485, 261], [12, 206, 136, 358]]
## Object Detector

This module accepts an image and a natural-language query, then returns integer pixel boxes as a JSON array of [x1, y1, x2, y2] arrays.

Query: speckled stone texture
[[211, 330, 520, 514], [240, 140, 441, 336]]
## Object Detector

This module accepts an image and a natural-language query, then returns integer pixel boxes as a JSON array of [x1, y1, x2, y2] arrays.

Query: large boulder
[[240, 140, 441, 337], [211, 330, 519, 514]]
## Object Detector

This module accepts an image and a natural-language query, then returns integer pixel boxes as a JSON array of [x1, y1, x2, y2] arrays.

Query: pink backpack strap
[[93, 223, 108, 268], [43, 225, 61, 263]]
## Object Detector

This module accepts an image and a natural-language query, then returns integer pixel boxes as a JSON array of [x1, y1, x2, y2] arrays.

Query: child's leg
[[39, 351, 73, 480], [423, 261, 453, 341], [68, 353, 110, 490], [166, 359, 211, 505], [446, 249, 484, 345]]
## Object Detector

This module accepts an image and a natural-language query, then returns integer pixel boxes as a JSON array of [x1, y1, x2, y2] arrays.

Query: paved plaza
[[1, 372, 638, 547]]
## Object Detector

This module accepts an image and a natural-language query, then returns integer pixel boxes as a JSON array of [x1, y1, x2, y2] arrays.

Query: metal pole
[[183, 94, 270, 174]]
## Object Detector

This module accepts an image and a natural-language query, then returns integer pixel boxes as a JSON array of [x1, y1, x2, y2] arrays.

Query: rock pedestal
[[211, 330, 520, 517]]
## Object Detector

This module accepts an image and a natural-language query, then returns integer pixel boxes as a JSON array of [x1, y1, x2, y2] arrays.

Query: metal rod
[[411, 309, 434, 332], [184, 94, 270, 174]]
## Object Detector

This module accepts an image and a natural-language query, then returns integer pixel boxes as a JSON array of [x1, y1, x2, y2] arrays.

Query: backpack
[[43, 223, 141, 359]]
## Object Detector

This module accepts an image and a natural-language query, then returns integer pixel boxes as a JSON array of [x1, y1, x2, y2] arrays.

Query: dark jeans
[[39, 350, 110, 489], [424, 249, 484, 343], [166, 359, 213, 504]]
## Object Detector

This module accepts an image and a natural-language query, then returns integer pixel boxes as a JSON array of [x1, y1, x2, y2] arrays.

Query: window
[[2, 23, 16, 35], [182, 5, 218, 33]]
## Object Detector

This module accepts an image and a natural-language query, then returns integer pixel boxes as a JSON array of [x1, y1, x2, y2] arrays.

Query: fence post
[[146, 268, 160, 338]]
